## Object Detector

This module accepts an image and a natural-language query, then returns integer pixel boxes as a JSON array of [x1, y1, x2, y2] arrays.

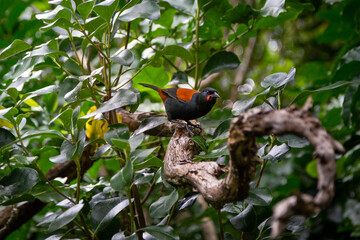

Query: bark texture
[[163, 98, 344, 237]]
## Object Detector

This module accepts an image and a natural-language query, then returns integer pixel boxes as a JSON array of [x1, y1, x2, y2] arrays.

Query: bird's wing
[[174, 88, 199, 102]]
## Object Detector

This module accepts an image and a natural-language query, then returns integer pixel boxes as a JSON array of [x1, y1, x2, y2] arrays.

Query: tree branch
[[163, 98, 344, 237]]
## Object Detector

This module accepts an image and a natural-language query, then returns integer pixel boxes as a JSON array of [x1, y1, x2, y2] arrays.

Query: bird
[[139, 83, 220, 134]]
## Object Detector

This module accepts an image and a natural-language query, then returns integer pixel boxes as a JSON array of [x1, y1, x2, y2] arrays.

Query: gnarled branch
[[163, 98, 344, 237]]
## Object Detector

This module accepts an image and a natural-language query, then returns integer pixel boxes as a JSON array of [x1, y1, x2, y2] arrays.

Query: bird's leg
[[186, 120, 201, 129], [170, 120, 194, 136]]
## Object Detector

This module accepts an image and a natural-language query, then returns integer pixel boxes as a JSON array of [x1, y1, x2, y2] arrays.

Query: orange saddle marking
[[176, 88, 199, 102]]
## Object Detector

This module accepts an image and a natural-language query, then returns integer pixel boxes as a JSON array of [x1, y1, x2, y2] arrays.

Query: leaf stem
[[166, 202, 176, 225], [127, 187, 136, 233]]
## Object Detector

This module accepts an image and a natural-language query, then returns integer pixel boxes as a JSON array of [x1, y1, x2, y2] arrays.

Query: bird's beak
[[212, 92, 220, 98]]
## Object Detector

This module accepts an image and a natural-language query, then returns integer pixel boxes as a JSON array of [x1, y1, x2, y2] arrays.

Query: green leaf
[[231, 97, 256, 116], [36, 5, 72, 22], [277, 134, 309, 148], [129, 133, 144, 152], [223, 3, 256, 24], [64, 82, 83, 103], [213, 119, 231, 140], [43, 93, 58, 113], [92, 198, 129, 233], [81, 89, 138, 119], [77, 0, 95, 21], [133, 117, 168, 135], [291, 80, 359, 104], [0, 167, 39, 196], [1, 193, 36, 206], [230, 204, 257, 231], [260, 0, 286, 17], [133, 156, 163, 170], [41, 18, 74, 31], [91, 144, 111, 160], [143, 225, 180, 240], [261, 67, 296, 88], [245, 188, 272, 206], [0, 39, 32, 61], [131, 147, 157, 163], [48, 203, 84, 232], [166, 71, 189, 86], [197, 144, 229, 159], [163, 0, 196, 15], [21, 85, 59, 103], [12, 155, 38, 165], [262, 143, 290, 163], [49, 138, 77, 163], [111, 49, 134, 66], [192, 136, 208, 153], [0, 128, 15, 148], [175, 192, 199, 212], [163, 45, 194, 63], [342, 84, 359, 127], [133, 65, 169, 89], [118, 0, 160, 22], [110, 159, 133, 192], [105, 123, 130, 146], [149, 189, 178, 218], [202, 51, 240, 78], [93, 0, 119, 22]]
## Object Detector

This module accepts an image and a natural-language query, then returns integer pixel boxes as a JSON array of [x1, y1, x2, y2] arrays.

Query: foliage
[[0, 0, 359, 239]]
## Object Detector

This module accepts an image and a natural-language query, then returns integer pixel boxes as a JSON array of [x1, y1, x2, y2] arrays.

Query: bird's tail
[[138, 83, 159, 92]]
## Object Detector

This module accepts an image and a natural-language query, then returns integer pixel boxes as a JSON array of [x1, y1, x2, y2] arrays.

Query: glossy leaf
[[94, 0, 119, 22], [49, 138, 77, 163], [260, 0, 286, 17], [175, 192, 199, 212], [166, 71, 189, 86], [0, 167, 39, 196], [277, 134, 309, 148], [202, 51, 240, 78], [149, 189, 178, 218], [133, 116, 167, 135], [192, 136, 208, 153], [232, 97, 256, 116], [143, 225, 180, 240], [92, 197, 129, 233], [21, 85, 59, 103], [245, 188, 272, 206], [261, 67, 296, 88], [223, 3, 256, 24], [262, 143, 290, 163], [342, 84, 359, 127], [131, 147, 157, 163], [162, 0, 195, 15], [230, 204, 257, 231], [105, 123, 130, 146], [163, 45, 194, 63], [111, 49, 134, 66], [213, 119, 231, 140], [41, 18, 74, 31], [81, 89, 138, 119], [77, 0, 95, 21], [0, 39, 32, 61], [118, 0, 160, 22], [36, 5, 71, 21], [129, 133, 144, 152], [196, 144, 229, 158], [290, 80, 359, 104], [0, 128, 15, 148], [110, 159, 133, 192], [48, 203, 84, 232]]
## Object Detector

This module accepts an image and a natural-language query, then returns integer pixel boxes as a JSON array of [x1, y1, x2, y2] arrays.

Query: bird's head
[[201, 88, 220, 102]]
